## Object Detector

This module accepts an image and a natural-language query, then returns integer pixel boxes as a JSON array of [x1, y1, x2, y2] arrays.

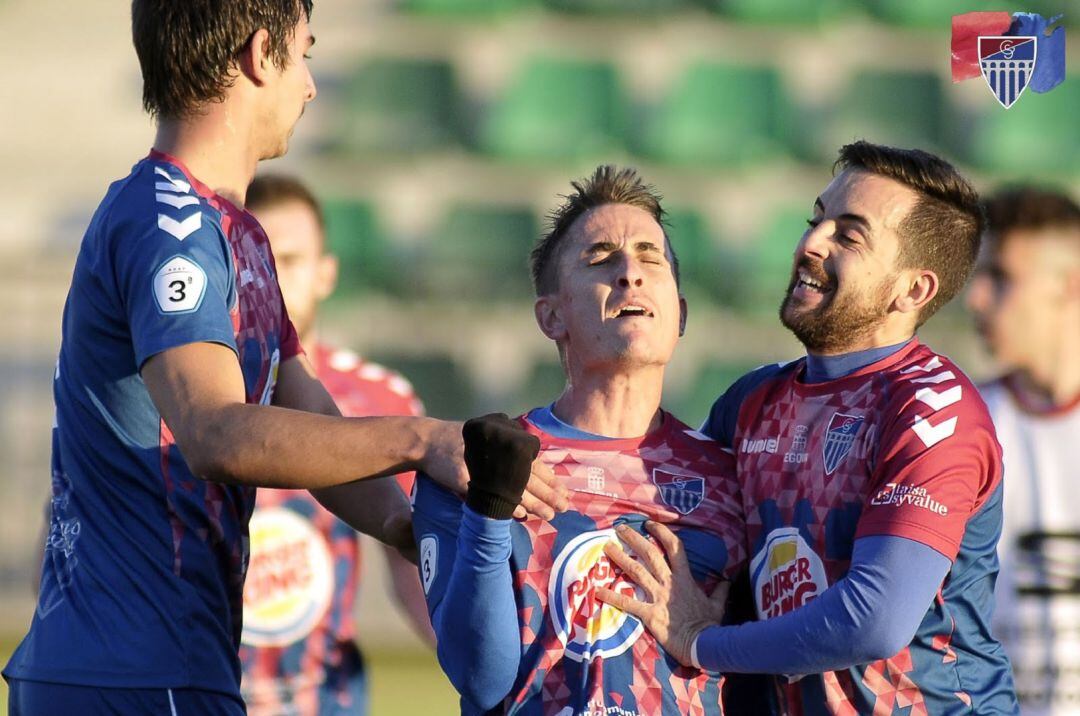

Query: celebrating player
[[412, 166, 747, 715], [238, 175, 435, 715], [967, 187, 1080, 715], [599, 142, 1019, 714], [2, 2, 563, 714]]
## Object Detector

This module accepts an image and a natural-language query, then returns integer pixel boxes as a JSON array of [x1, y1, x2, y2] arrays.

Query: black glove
[[463, 413, 541, 520]]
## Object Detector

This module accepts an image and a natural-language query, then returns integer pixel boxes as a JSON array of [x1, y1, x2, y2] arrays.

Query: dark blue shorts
[[6, 679, 246, 715]]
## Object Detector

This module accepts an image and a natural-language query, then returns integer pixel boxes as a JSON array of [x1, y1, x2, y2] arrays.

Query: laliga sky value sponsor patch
[[153, 255, 207, 314], [549, 529, 645, 662], [241, 507, 335, 647], [420, 535, 438, 596]]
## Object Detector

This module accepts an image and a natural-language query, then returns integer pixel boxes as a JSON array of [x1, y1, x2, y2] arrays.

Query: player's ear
[[894, 268, 938, 315], [534, 295, 567, 342], [678, 295, 688, 337], [238, 28, 274, 86], [315, 252, 338, 302]]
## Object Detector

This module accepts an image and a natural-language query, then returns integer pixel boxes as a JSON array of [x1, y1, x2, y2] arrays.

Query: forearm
[[694, 536, 950, 674], [312, 477, 412, 543], [385, 543, 437, 646], [435, 506, 521, 710], [192, 403, 432, 489]]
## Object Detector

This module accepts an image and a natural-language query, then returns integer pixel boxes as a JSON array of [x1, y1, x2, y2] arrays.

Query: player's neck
[[552, 366, 664, 438], [153, 110, 260, 208], [1017, 355, 1080, 409]]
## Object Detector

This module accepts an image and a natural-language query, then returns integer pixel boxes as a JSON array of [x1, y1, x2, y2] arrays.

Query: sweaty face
[[254, 200, 334, 342], [263, 15, 317, 160], [542, 203, 684, 373], [780, 170, 917, 354], [966, 229, 1076, 372]]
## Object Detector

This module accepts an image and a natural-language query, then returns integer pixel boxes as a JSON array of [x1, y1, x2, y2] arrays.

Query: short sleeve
[[112, 205, 237, 369], [854, 369, 1003, 561]]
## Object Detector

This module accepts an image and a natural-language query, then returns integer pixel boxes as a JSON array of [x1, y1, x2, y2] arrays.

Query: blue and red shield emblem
[[978, 35, 1037, 108], [652, 469, 704, 515], [822, 413, 864, 476]]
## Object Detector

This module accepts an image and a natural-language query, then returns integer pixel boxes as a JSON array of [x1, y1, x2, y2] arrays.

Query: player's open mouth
[[612, 304, 654, 318], [794, 269, 832, 294]]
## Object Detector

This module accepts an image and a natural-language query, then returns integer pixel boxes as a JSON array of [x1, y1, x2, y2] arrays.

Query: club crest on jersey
[[979, 36, 1037, 108], [822, 413, 864, 475], [652, 469, 705, 515], [549, 529, 645, 662], [241, 507, 334, 647]]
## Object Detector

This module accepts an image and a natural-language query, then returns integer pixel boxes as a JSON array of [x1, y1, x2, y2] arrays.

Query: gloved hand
[[463, 413, 541, 520]]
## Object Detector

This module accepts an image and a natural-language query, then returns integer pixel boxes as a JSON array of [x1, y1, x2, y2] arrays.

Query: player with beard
[[598, 142, 1019, 715]]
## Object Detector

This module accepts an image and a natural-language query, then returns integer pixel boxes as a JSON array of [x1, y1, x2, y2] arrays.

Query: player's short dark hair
[[530, 165, 679, 296], [132, 0, 313, 120], [834, 141, 983, 325], [246, 174, 325, 248], [983, 187, 1080, 248]]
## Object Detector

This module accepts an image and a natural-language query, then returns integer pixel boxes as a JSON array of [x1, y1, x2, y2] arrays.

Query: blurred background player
[[412, 166, 747, 715], [239, 175, 436, 716], [967, 187, 1080, 715], [599, 142, 1018, 715]]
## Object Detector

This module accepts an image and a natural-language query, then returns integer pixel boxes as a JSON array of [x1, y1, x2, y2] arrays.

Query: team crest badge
[[652, 469, 704, 515], [822, 413, 864, 476], [978, 36, 1037, 108]]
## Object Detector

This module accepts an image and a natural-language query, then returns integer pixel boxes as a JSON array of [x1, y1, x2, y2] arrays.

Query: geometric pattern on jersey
[[981, 375, 1080, 716], [239, 345, 423, 715], [501, 413, 746, 715], [730, 341, 1016, 715], [4, 151, 301, 697]]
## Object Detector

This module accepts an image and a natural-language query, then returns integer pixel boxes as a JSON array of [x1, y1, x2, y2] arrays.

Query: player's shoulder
[[664, 413, 729, 452], [876, 343, 996, 449], [701, 359, 802, 445], [317, 347, 423, 414], [101, 155, 225, 250]]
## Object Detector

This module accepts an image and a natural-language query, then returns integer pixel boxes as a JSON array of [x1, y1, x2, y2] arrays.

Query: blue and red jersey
[[3, 151, 300, 697], [239, 345, 422, 715], [415, 411, 747, 715], [704, 340, 1015, 715]]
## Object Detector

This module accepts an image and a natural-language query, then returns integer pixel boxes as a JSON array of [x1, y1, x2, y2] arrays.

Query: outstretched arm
[[413, 415, 541, 711], [599, 522, 949, 674]]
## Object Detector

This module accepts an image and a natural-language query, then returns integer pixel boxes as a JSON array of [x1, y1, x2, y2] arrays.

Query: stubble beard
[[779, 279, 893, 355]]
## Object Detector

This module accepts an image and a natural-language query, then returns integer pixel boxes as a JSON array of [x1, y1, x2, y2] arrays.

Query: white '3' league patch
[[153, 255, 207, 314], [420, 535, 438, 595]]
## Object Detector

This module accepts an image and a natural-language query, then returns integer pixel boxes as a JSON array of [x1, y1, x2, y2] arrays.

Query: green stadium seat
[[701, 0, 855, 25], [866, 0, 998, 28], [415, 204, 539, 298], [368, 353, 475, 420], [521, 360, 567, 408], [962, 77, 1079, 175], [543, 0, 686, 14], [801, 70, 947, 162], [476, 58, 625, 161], [321, 199, 400, 296], [666, 360, 761, 428], [399, 0, 532, 17], [663, 207, 728, 301], [632, 63, 791, 166], [339, 58, 460, 154], [740, 204, 805, 314]]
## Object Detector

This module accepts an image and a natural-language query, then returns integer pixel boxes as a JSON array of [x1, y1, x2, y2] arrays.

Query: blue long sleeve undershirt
[[695, 535, 952, 674], [434, 507, 519, 712]]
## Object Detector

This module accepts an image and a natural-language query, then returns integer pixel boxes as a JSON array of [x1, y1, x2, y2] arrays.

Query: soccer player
[[2, 2, 563, 714], [412, 166, 747, 715], [238, 175, 435, 715], [966, 188, 1080, 715], [599, 142, 1020, 714]]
